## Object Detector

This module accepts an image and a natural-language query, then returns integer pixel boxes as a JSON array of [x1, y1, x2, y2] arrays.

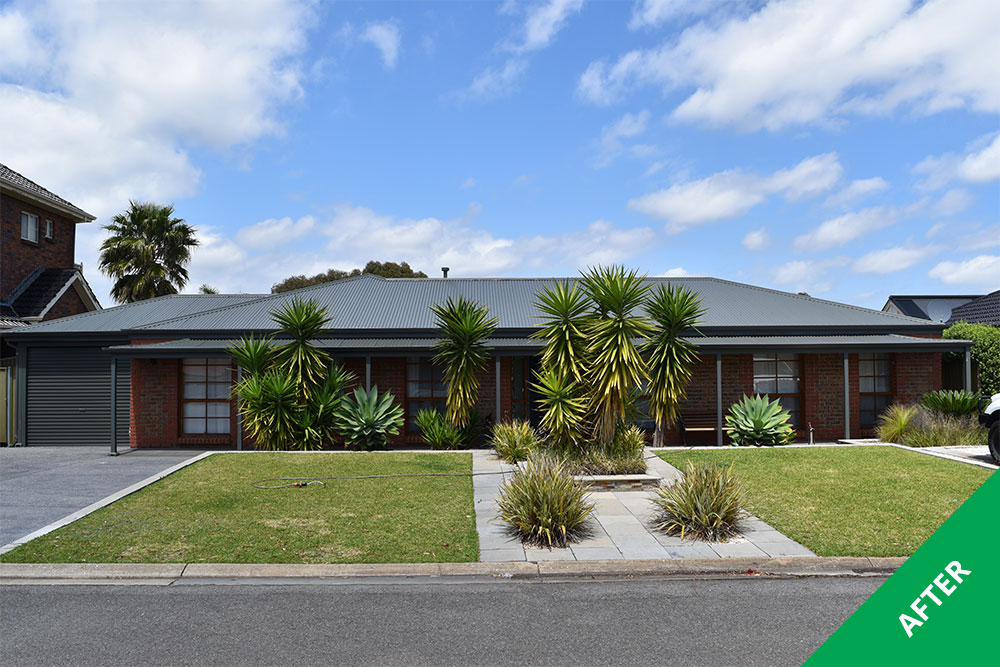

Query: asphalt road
[[0, 575, 882, 666]]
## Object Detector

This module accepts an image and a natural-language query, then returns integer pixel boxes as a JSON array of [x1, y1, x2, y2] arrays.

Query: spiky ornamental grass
[[876, 404, 918, 443], [491, 420, 540, 463], [431, 296, 498, 428], [726, 394, 795, 447], [643, 284, 706, 447], [497, 456, 594, 548], [99, 201, 199, 304], [652, 463, 746, 542]]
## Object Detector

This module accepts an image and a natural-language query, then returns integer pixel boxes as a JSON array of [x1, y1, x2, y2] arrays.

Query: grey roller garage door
[[26, 347, 130, 446]]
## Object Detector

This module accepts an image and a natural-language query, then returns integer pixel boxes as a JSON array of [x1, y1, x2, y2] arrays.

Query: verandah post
[[716, 353, 723, 447], [843, 352, 850, 440]]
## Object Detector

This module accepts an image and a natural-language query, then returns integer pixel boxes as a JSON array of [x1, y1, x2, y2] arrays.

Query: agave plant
[[416, 409, 464, 450], [726, 395, 795, 447], [920, 389, 981, 418], [431, 296, 498, 428], [336, 386, 404, 451], [643, 284, 706, 447], [532, 367, 589, 452], [531, 281, 590, 383], [578, 265, 652, 444], [272, 298, 333, 399]]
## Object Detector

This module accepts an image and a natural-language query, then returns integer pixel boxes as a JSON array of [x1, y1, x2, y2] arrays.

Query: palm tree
[[643, 284, 706, 447], [99, 201, 198, 303], [431, 296, 498, 428]]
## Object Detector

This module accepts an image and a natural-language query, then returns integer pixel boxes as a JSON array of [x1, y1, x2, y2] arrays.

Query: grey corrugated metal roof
[[106, 337, 543, 356], [7, 293, 266, 335], [131, 274, 940, 334], [0, 163, 95, 221], [689, 334, 972, 350]]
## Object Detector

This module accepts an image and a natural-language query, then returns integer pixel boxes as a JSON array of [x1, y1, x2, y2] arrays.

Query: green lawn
[[658, 446, 993, 557], [1, 452, 478, 564]]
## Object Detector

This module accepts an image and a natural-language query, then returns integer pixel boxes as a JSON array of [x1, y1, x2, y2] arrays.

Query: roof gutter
[[0, 182, 96, 222]]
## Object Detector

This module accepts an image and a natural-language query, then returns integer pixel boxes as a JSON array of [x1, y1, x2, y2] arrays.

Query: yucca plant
[[578, 265, 652, 444], [532, 367, 589, 452], [228, 334, 276, 377], [726, 394, 795, 447], [652, 463, 745, 541], [416, 409, 464, 450], [272, 298, 333, 399], [236, 371, 301, 451], [532, 281, 591, 384], [643, 284, 706, 447], [336, 386, 404, 451], [920, 389, 981, 418], [491, 420, 540, 463], [496, 455, 594, 547], [431, 296, 498, 428], [876, 403, 918, 443]]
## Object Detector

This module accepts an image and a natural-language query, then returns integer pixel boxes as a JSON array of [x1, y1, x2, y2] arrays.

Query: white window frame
[[21, 213, 39, 242], [44, 219, 54, 240]]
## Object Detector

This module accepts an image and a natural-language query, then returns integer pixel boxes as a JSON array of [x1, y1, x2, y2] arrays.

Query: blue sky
[[1, 0, 998, 307]]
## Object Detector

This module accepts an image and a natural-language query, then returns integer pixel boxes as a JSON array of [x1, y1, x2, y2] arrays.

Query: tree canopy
[[271, 260, 428, 293]]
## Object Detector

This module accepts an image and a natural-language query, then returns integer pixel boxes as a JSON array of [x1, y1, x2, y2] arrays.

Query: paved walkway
[[922, 445, 996, 467], [473, 450, 814, 562], [0, 447, 208, 546]]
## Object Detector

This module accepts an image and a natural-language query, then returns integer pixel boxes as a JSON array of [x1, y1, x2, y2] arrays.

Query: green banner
[[807, 470, 998, 664]]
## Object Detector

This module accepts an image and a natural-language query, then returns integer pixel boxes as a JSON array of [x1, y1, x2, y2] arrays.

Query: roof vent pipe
[[441, 267, 450, 278]]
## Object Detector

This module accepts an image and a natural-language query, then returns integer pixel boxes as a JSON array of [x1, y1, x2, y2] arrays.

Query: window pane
[[860, 377, 874, 393], [859, 360, 873, 376], [512, 360, 525, 400], [432, 381, 447, 397], [778, 397, 799, 426], [183, 403, 206, 418], [207, 383, 230, 399], [875, 377, 890, 393], [207, 365, 231, 382], [408, 381, 433, 398], [184, 382, 206, 399], [207, 418, 230, 434], [753, 353, 777, 362], [753, 379, 776, 394], [875, 361, 890, 377], [860, 395, 874, 412], [777, 360, 797, 378], [183, 418, 206, 434], [512, 402, 525, 420], [207, 403, 229, 417], [183, 364, 206, 382], [753, 360, 776, 377], [777, 378, 799, 394]]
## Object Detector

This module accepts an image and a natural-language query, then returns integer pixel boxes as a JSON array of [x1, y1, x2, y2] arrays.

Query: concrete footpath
[[0, 556, 904, 585]]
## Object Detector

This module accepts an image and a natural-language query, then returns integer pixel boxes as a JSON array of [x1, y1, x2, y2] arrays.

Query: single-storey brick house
[[5, 274, 973, 451]]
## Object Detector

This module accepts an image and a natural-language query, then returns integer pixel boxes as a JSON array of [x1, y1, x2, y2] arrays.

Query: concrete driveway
[[0, 447, 207, 546]]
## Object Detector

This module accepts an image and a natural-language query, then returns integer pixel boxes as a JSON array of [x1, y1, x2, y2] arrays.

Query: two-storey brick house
[[0, 163, 101, 357]]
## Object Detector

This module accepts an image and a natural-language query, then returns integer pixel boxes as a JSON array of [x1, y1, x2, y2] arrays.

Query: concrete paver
[[472, 449, 816, 563]]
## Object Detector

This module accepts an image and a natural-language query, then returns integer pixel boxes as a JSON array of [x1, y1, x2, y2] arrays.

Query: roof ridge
[[0, 163, 94, 220]]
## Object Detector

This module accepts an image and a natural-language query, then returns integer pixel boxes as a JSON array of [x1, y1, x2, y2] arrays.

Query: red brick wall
[[1, 193, 77, 298], [802, 353, 860, 440], [41, 285, 89, 321], [660, 354, 754, 444], [130, 358, 180, 448], [892, 352, 942, 405]]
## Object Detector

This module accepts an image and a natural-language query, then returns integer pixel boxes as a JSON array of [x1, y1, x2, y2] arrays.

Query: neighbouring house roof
[[0, 268, 101, 329], [0, 163, 96, 222], [946, 290, 1000, 326], [105, 333, 971, 358], [882, 294, 981, 322], [7, 274, 946, 340]]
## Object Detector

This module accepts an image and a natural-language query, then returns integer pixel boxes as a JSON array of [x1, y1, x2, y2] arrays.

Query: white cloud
[[460, 59, 527, 100], [852, 244, 941, 274], [772, 257, 849, 294], [593, 109, 650, 167], [793, 207, 896, 252], [512, 0, 584, 53], [360, 21, 401, 70], [578, 0, 1000, 130], [184, 203, 657, 293], [928, 255, 1000, 290], [932, 189, 975, 217], [628, 0, 726, 30], [661, 266, 691, 277], [742, 228, 770, 251], [461, 177, 478, 189], [958, 223, 1000, 251], [629, 153, 841, 232], [824, 177, 889, 208], [914, 132, 1000, 189]]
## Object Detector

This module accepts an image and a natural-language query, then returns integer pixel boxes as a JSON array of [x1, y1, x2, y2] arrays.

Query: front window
[[406, 357, 446, 433], [859, 352, 891, 428], [21, 213, 38, 242], [44, 220, 54, 239], [182, 358, 232, 435], [753, 353, 802, 427]]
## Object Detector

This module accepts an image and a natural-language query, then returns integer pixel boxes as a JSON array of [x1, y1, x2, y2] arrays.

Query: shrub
[[651, 463, 745, 541], [336, 386, 404, 451], [416, 409, 464, 450], [726, 394, 795, 447], [491, 420, 539, 463], [901, 408, 986, 448], [496, 456, 594, 547], [943, 322, 1000, 395], [921, 389, 981, 418], [876, 404, 918, 443], [570, 423, 648, 475]]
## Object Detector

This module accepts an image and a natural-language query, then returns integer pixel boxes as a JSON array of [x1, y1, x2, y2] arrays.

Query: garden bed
[[658, 446, 992, 557], [0, 452, 478, 564]]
